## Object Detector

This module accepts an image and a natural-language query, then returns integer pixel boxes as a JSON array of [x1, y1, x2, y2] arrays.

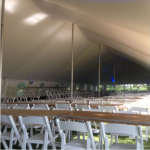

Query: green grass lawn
[[1, 130, 150, 149]]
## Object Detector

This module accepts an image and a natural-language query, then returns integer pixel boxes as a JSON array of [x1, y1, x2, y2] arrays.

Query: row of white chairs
[[1, 103, 50, 110], [53, 104, 150, 142], [2, 102, 149, 113], [2, 102, 150, 143], [46, 91, 93, 99], [1, 114, 145, 150]]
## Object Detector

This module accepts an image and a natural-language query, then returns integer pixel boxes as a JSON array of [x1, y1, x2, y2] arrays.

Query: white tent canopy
[[2, 0, 150, 85]]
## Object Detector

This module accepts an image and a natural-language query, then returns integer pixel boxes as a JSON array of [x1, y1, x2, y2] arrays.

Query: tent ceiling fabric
[[2, 0, 150, 84]]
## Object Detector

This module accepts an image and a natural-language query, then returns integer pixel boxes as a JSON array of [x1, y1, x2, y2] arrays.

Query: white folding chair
[[31, 104, 50, 110], [1, 104, 10, 109], [1, 115, 23, 149], [56, 101, 70, 103], [81, 108, 100, 135], [128, 107, 149, 115], [1, 108, 19, 135], [74, 100, 87, 103], [53, 108, 73, 111], [89, 100, 103, 104], [13, 104, 30, 110], [44, 100, 55, 102], [29, 104, 50, 142], [56, 119, 96, 150], [82, 108, 102, 112], [6, 104, 17, 109], [102, 101, 115, 104], [98, 106, 118, 112], [20, 97, 28, 102], [93, 98, 103, 101], [100, 122, 143, 150], [55, 104, 72, 110], [128, 107, 149, 141], [31, 100, 42, 103], [111, 111, 139, 144], [18, 116, 56, 150], [75, 104, 91, 111], [115, 111, 139, 114]]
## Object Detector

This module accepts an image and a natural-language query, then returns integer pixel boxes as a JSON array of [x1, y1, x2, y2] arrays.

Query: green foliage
[[106, 84, 149, 92], [40, 83, 45, 87], [84, 84, 87, 90], [76, 84, 80, 90], [98, 85, 103, 91], [67, 85, 70, 91], [55, 84, 59, 88], [1, 128, 149, 149], [91, 85, 93, 91], [16, 82, 26, 97]]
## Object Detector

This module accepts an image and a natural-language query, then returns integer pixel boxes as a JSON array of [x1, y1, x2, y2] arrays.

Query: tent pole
[[114, 55, 116, 94], [122, 60, 125, 94], [71, 23, 74, 99], [124, 84, 125, 92], [0, 0, 5, 99], [7, 79, 10, 97], [98, 44, 101, 98]]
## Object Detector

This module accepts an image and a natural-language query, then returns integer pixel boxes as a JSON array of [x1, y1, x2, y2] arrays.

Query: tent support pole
[[0, 0, 5, 99], [7, 79, 10, 97], [124, 84, 125, 92], [98, 44, 101, 98], [114, 55, 116, 94], [71, 23, 74, 99], [122, 60, 125, 93]]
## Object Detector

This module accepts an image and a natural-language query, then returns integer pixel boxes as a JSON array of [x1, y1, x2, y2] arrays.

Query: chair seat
[[110, 143, 136, 149], [27, 134, 50, 144], [1, 132, 23, 140], [53, 126, 59, 131], [92, 128, 99, 133], [2, 122, 20, 127], [65, 139, 87, 149], [26, 124, 43, 129]]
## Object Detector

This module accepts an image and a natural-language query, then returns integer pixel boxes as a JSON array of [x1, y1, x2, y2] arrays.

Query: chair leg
[[27, 143, 33, 150], [83, 132, 85, 140], [2, 139, 8, 149], [43, 144, 48, 150], [30, 128, 33, 137], [13, 139, 18, 145], [9, 128, 15, 149], [40, 126, 45, 134], [42, 144, 44, 150], [70, 130, 72, 140], [67, 130, 70, 142], [3, 126, 8, 134], [9, 139, 13, 149], [36, 144, 40, 149], [65, 130, 68, 140], [115, 135, 118, 143], [110, 135, 113, 145], [43, 130, 48, 150], [77, 131, 80, 139], [99, 134, 103, 150], [145, 127, 148, 141]]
